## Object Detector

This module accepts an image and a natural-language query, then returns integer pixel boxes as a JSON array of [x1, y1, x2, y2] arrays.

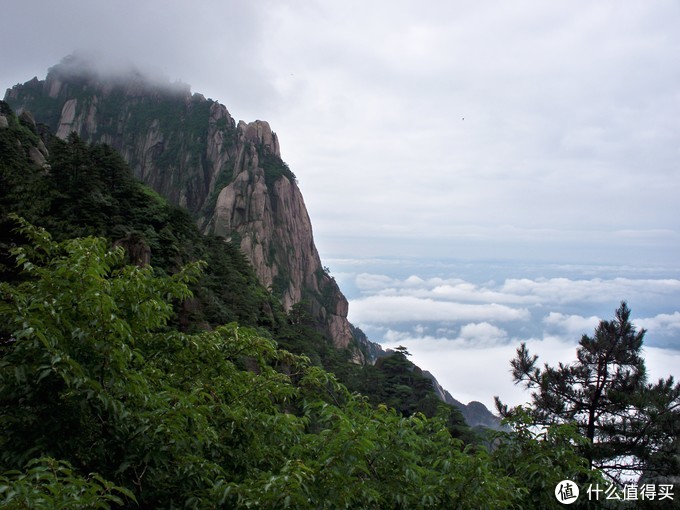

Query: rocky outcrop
[[5, 55, 368, 360], [208, 119, 357, 353], [112, 234, 151, 267], [5, 57, 227, 214], [0, 103, 50, 171]]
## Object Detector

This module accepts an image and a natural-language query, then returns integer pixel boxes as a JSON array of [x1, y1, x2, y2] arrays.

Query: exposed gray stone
[[28, 146, 46, 168], [19, 110, 36, 129]]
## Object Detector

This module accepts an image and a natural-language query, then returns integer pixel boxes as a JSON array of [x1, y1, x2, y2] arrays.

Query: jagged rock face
[[209, 120, 356, 352], [5, 60, 232, 215], [4, 58, 361, 356]]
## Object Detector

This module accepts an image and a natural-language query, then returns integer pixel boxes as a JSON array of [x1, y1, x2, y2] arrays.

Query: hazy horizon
[[326, 255, 680, 410]]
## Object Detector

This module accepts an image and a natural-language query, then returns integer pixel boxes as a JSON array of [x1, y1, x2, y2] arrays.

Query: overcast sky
[[3, 1, 679, 408], [4, 0, 679, 265]]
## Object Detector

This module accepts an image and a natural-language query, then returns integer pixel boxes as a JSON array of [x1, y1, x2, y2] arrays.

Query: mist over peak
[[47, 51, 192, 96]]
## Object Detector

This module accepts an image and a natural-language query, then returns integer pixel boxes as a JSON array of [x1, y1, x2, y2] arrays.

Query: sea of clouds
[[328, 257, 680, 411]]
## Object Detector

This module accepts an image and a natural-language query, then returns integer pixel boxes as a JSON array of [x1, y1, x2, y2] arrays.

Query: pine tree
[[497, 302, 680, 484]]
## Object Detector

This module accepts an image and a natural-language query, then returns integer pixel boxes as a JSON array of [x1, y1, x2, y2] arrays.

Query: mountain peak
[[5, 60, 375, 362], [46, 52, 191, 96]]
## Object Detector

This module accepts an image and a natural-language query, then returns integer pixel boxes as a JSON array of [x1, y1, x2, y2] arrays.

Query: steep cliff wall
[[208, 121, 354, 348], [5, 56, 365, 359]]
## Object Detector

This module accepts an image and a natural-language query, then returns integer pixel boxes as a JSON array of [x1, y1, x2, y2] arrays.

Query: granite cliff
[[5, 55, 367, 360]]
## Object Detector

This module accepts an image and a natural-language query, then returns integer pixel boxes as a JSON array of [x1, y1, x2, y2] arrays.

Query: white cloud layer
[[350, 272, 680, 329], [349, 266, 680, 409], [350, 296, 529, 324], [501, 277, 680, 304], [543, 312, 601, 336], [635, 312, 680, 336], [383, 321, 509, 349], [381, 335, 680, 412]]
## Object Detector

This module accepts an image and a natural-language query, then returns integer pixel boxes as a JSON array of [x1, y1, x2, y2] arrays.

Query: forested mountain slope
[[5, 55, 367, 361]]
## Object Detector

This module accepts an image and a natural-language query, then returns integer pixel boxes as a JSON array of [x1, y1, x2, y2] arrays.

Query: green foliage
[[491, 409, 605, 509], [0, 219, 604, 508], [498, 302, 680, 485], [0, 457, 135, 509], [0, 102, 46, 201], [0, 127, 282, 333], [345, 348, 476, 442], [259, 149, 297, 188], [0, 103, 51, 280]]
